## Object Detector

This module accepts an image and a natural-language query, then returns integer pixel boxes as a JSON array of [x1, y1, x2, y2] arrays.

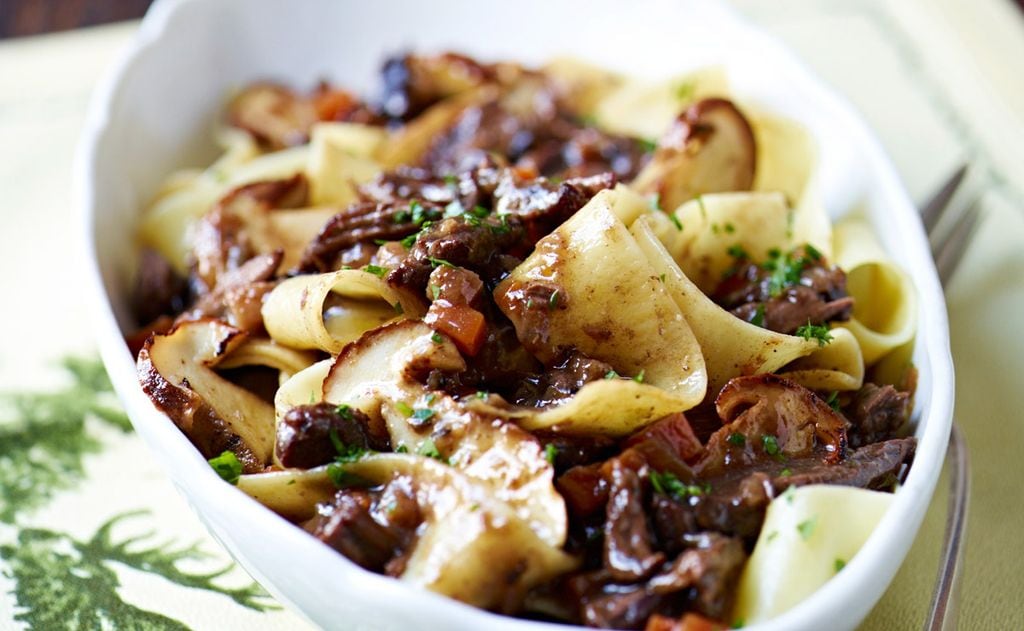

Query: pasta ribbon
[[777, 327, 865, 392], [496, 187, 708, 431], [732, 485, 894, 624], [631, 213, 817, 396], [262, 269, 425, 354], [594, 66, 729, 139], [307, 122, 386, 206], [139, 130, 309, 273], [833, 220, 918, 365]]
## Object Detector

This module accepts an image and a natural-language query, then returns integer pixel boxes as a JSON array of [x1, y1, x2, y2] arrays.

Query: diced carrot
[[425, 302, 487, 356]]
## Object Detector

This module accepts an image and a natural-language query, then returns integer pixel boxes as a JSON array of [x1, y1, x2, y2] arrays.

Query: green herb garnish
[[726, 432, 746, 446], [797, 515, 818, 541], [428, 257, 456, 269], [431, 332, 443, 344], [544, 443, 558, 465], [795, 321, 834, 347], [208, 451, 242, 485], [335, 404, 354, 421], [363, 264, 387, 277], [762, 434, 781, 456], [751, 303, 766, 328]]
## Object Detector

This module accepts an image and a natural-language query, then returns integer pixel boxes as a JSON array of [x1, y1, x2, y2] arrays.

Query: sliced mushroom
[[191, 174, 308, 292], [321, 320, 568, 547], [336, 454, 577, 612], [632, 98, 756, 212], [228, 83, 320, 149], [138, 319, 276, 471], [697, 374, 847, 475]]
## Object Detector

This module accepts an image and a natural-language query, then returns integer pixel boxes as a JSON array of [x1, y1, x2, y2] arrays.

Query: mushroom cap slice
[[342, 454, 578, 612], [698, 374, 848, 475], [632, 98, 757, 213], [138, 318, 276, 471]]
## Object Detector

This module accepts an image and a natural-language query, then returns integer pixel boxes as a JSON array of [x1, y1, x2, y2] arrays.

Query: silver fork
[[920, 165, 979, 631]]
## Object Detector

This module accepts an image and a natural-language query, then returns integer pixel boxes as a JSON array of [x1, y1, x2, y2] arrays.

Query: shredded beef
[[845, 383, 911, 448], [604, 462, 665, 582], [713, 247, 854, 335], [307, 476, 420, 574], [276, 402, 389, 468], [133, 248, 188, 325], [515, 349, 614, 407]]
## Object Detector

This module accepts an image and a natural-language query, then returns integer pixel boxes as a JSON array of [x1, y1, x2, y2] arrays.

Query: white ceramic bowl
[[77, 0, 955, 629]]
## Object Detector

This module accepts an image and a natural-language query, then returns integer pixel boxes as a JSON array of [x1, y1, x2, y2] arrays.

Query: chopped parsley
[[326, 463, 357, 487], [675, 80, 696, 101], [649, 470, 706, 499], [726, 432, 746, 446], [638, 138, 658, 152], [395, 401, 413, 417], [394, 209, 412, 223], [825, 390, 841, 411], [328, 428, 367, 462], [633, 369, 645, 383], [429, 284, 441, 300], [765, 531, 778, 543], [834, 558, 847, 572], [696, 195, 708, 219], [795, 321, 834, 347], [782, 485, 797, 504], [805, 243, 823, 260], [395, 444, 409, 454], [762, 434, 781, 456], [797, 515, 818, 541], [727, 244, 749, 259], [659, 273, 666, 283], [604, 370, 619, 380], [544, 443, 559, 465], [442, 173, 458, 186], [409, 200, 429, 225], [475, 390, 489, 399], [430, 331, 444, 344], [751, 303, 766, 328], [668, 212, 683, 231], [393, 302, 404, 315], [763, 247, 811, 297], [208, 451, 242, 485], [654, 193, 684, 230], [724, 222, 736, 234], [363, 264, 387, 277], [418, 438, 443, 461], [428, 257, 456, 269], [412, 408, 435, 423], [779, 467, 792, 477], [649, 193, 662, 211], [335, 404, 354, 421], [399, 233, 418, 248], [548, 289, 560, 310]]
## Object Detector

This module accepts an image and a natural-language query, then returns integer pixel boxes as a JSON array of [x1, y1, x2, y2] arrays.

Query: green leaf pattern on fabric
[[0, 357, 277, 628]]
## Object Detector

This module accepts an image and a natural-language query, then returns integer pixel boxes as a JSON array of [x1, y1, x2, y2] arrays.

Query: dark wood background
[[2, 0, 1023, 39], [0, 0, 154, 38]]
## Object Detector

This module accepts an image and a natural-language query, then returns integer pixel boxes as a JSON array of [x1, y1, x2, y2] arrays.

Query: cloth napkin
[[1, 0, 1022, 627]]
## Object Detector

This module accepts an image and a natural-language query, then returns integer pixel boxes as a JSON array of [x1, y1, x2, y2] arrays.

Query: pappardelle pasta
[[132, 52, 918, 630]]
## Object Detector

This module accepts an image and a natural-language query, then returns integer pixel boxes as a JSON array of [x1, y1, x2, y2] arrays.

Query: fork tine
[[934, 199, 982, 287], [922, 164, 969, 235]]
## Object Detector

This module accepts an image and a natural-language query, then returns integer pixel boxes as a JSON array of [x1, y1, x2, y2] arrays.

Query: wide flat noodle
[[307, 122, 386, 206], [495, 187, 707, 429], [540, 57, 625, 116], [140, 130, 309, 273], [655, 192, 829, 294], [594, 66, 729, 140], [262, 269, 424, 354], [732, 485, 893, 624], [777, 327, 865, 392], [237, 466, 335, 521], [631, 214, 817, 396], [833, 219, 917, 365], [218, 338, 319, 381]]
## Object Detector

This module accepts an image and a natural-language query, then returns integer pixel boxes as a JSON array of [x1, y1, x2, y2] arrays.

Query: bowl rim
[[75, 0, 954, 629]]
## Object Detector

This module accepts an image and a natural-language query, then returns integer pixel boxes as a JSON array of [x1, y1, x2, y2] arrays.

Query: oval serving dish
[[77, 0, 954, 629]]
